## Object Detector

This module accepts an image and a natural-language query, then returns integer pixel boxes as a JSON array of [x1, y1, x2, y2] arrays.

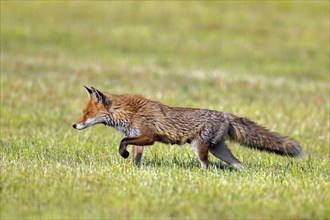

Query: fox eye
[[86, 111, 91, 116]]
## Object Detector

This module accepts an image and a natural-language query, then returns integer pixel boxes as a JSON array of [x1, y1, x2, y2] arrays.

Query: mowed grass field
[[1, 1, 329, 219]]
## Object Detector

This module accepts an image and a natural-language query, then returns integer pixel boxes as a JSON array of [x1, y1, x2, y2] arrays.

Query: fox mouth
[[72, 123, 89, 130], [72, 117, 106, 130]]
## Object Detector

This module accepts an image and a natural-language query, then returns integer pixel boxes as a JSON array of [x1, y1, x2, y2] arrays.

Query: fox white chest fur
[[104, 115, 140, 137]]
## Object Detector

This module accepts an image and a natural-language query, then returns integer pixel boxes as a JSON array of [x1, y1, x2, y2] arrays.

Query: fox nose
[[72, 124, 77, 129]]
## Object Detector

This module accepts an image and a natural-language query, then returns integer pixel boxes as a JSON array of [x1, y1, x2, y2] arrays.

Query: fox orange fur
[[73, 86, 303, 169]]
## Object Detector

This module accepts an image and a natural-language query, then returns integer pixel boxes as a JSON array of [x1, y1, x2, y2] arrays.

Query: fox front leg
[[118, 135, 154, 159], [119, 141, 130, 158], [132, 145, 144, 166]]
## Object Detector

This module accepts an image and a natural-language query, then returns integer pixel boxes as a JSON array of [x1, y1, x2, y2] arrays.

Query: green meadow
[[1, 1, 329, 219]]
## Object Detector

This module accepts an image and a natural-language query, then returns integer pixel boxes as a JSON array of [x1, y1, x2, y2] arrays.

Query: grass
[[1, 1, 329, 219]]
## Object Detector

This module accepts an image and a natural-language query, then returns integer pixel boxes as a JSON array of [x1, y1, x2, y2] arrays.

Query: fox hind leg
[[132, 145, 144, 166], [209, 140, 244, 169], [191, 140, 209, 169]]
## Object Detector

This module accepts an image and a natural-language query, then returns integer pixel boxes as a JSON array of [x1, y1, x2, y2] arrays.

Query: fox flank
[[73, 86, 303, 169]]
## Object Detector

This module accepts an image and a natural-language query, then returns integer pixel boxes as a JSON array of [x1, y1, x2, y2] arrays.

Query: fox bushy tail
[[228, 115, 303, 158]]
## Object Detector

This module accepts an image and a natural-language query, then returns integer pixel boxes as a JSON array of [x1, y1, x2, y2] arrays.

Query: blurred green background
[[1, 1, 329, 219]]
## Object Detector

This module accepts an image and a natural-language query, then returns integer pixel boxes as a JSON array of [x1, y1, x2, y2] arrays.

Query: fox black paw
[[120, 150, 129, 159]]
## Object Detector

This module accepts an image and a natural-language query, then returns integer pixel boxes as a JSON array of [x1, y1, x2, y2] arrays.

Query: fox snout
[[72, 116, 87, 130], [72, 116, 106, 130], [72, 122, 87, 130], [72, 123, 84, 129]]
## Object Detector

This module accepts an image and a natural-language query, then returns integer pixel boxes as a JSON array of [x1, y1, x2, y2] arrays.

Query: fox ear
[[84, 86, 93, 97], [91, 87, 109, 105]]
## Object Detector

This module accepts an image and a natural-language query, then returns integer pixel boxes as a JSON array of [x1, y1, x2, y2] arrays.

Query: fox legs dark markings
[[119, 135, 154, 159], [209, 139, 244, 169], [132, 145, 144, 166]]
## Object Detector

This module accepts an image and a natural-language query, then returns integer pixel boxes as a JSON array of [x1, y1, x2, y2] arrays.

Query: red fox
[[73, 86, 303, 169]]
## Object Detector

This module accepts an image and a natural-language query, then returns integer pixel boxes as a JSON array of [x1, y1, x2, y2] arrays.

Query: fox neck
[[104, 111, 138, 137], [105, 113, 129, 130]]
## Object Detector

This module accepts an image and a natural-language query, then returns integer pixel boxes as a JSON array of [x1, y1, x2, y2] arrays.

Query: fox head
[[72, 86, 111, 130]]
